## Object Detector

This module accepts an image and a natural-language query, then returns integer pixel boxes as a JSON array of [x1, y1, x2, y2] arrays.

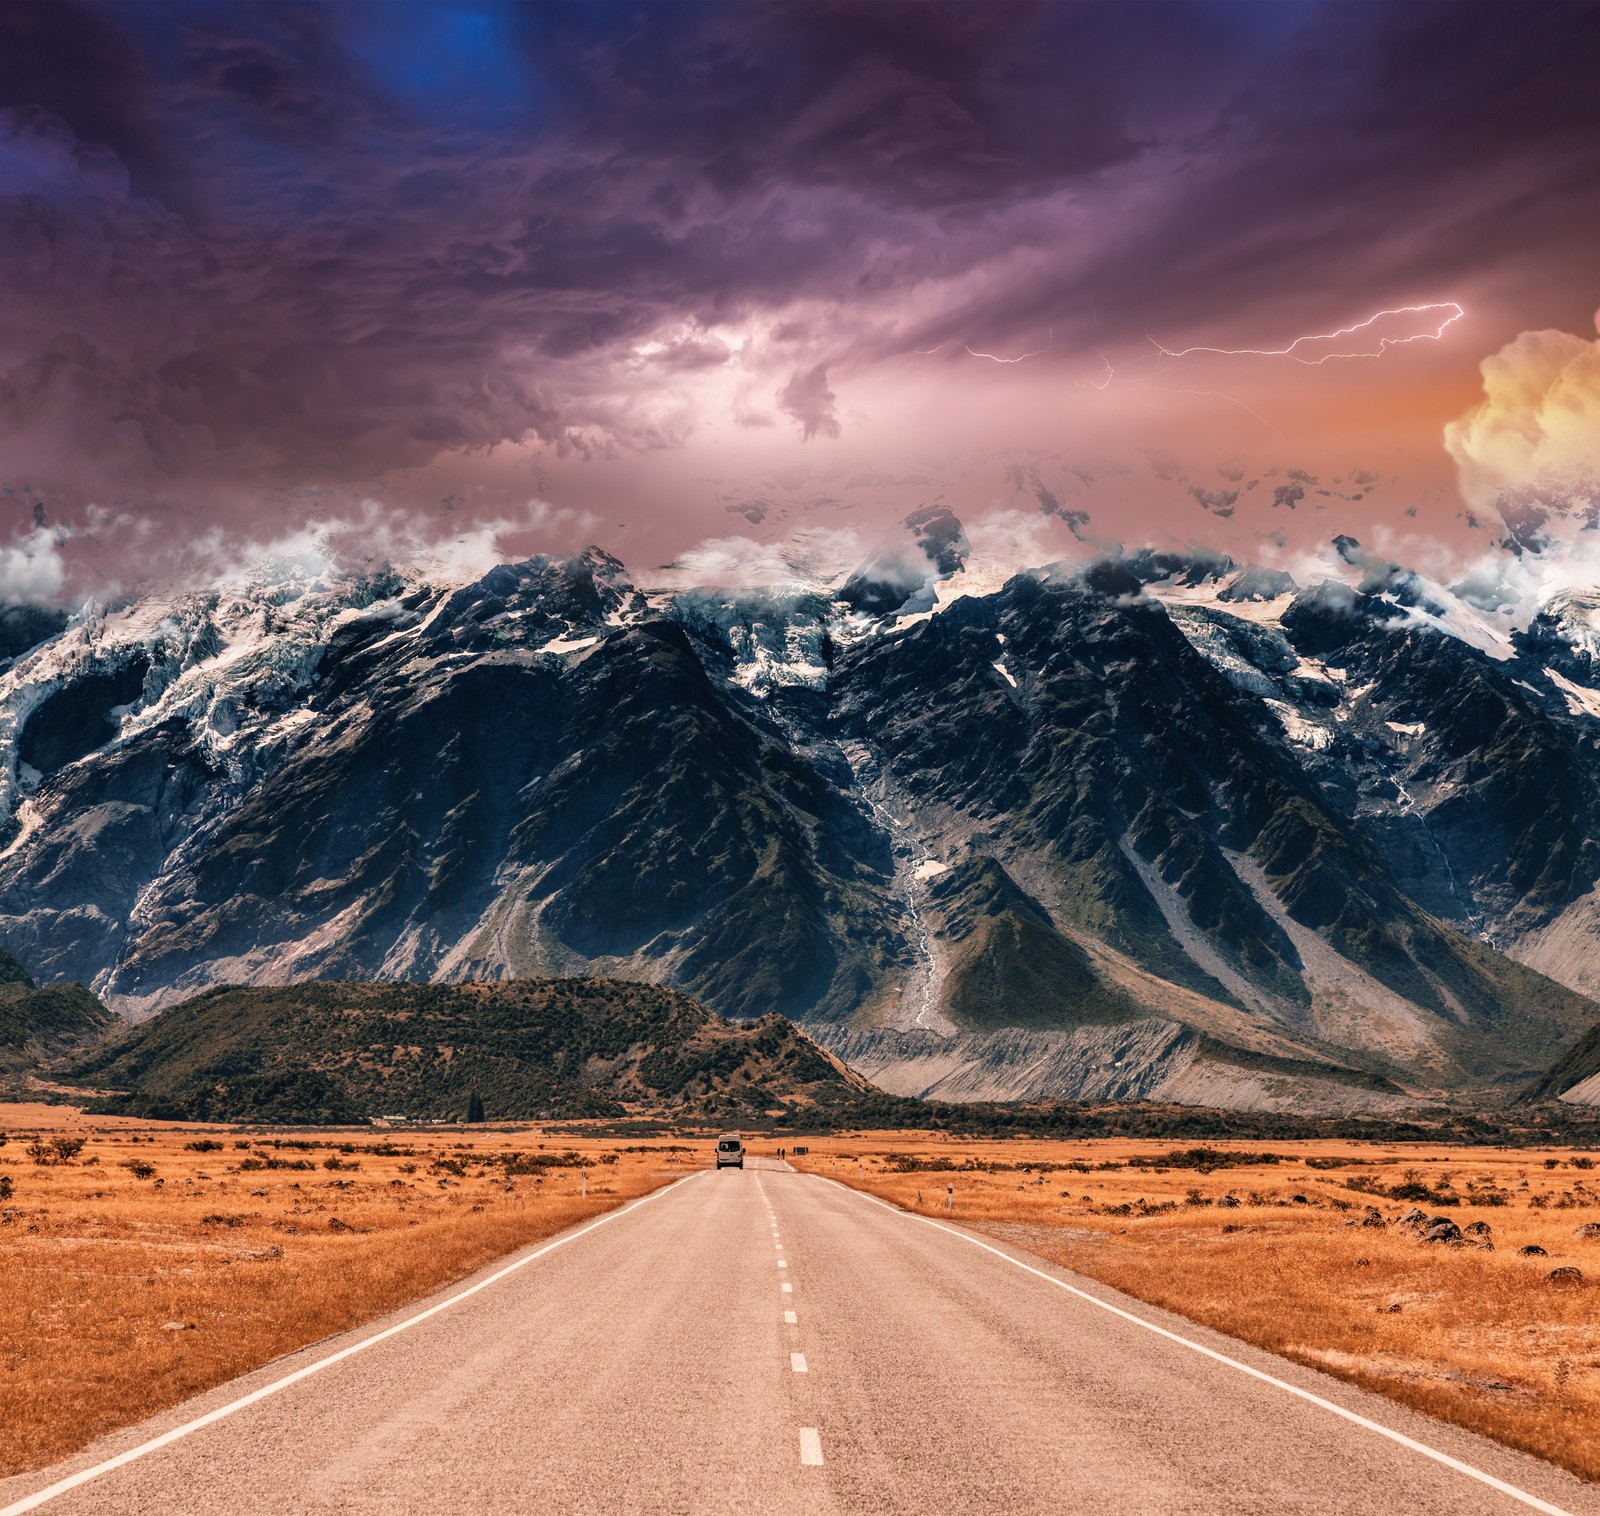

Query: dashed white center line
[[777, 1259, 788, 1269], [799, 1428, 824, 1466], [784, 1310, 798, 1324], [781, 1282, 793, 1293], [790, 1352, 809, 1374]]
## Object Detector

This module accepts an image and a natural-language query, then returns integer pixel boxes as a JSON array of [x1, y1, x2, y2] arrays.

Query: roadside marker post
[[581, 1169, 587, 1199], [946, 1184, 953, 1211]]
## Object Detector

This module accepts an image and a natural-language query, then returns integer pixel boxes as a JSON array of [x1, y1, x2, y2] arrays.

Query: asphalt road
[[4, 1158, 1598, 1516]]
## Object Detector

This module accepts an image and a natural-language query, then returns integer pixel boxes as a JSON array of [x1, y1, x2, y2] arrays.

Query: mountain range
[[6, 507, 1600, 1113]]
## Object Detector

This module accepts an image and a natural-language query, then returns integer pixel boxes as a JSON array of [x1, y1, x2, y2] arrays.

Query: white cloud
[[0, 527, 66, 603], [1444, 312, 1600, 534], [646, 526, 863, 591]]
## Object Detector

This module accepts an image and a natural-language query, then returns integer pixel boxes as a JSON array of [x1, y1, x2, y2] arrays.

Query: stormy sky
[[3, 0, 1600, 596]]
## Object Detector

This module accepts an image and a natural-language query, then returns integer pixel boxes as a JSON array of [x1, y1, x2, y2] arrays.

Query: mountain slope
[[1522, 1022, 1600, 1104], [923, 858, 1143, 1031], [826, 562, 1598, 1088]]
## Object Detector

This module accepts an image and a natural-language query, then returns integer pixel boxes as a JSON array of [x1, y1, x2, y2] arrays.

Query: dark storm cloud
[[0, 0, 1597, 505], [514, 0, 1146, 212], [945, 1, 1600, 353], [0, 0, 174, 198]]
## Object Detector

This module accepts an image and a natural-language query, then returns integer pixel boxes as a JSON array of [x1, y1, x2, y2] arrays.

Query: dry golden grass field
[[790, 1133, 1600, 1483], [0, 1105, 691, 1477]]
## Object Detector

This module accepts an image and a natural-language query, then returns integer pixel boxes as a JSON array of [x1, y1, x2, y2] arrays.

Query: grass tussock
[[796, 1133, 1600, 1483], [0, 1104, 693, 1477]]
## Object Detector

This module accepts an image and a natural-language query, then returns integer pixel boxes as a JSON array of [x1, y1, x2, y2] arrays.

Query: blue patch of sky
[[339, 2, 540, 130]]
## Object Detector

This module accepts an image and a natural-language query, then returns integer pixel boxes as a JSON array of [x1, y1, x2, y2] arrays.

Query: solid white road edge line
[[0, 1173, 705, 1516], [798, 1428, 824, 1466], [827, 1178, 1577, 1516]]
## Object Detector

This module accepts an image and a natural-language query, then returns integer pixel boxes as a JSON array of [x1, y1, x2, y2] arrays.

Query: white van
[[715, 1133, 745, 1170]]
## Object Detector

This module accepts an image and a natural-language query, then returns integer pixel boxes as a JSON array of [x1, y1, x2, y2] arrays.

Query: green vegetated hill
[[68, 977, 876, 1124], [924, 858, 1143, 1031], [1522, 1021, 1600, 1103], [0, 947, 114, 1068]]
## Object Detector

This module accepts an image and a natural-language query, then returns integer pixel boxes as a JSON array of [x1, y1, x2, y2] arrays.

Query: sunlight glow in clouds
[[1446, 307, 1600, 535]]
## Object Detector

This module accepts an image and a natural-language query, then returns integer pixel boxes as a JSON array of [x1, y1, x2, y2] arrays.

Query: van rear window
[[718, 1141, 740, 1151]]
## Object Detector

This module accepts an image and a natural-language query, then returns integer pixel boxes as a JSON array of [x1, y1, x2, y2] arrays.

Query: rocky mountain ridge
[[6, 507, 1600, 1110]]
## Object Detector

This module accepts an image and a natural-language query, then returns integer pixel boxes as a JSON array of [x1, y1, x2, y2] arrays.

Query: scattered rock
[[1397, 1206, 1427, 1228], [1216, 1194, 1240, 1209], [1548, 1266, 1584, 1286], [161, 1321, 195, 1332], [1462, 1220, 1494, 1250], [1360, 1207, 1387, 1229], [327, 1216, 353, 1233], [1420, 1218, 1463, 1246], [1519, 1245, 1548, 1257], [1574, 1223, 1600, 1240], [234, 1246, 283, 1262], [1355, 1257, 1371, 1268]]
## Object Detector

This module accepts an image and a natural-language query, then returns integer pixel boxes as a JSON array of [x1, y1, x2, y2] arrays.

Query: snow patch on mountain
[[1547, 668, 1600, 720], [1265, 698, 1332, 750], [669, 590, 835, 695], [0, 564, 422, 832]]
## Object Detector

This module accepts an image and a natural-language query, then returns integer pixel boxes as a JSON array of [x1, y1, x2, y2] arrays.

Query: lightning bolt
[[909, 316, 1311, 434], [1079, 349, 1115, 390], [915, 326, 1054, 363], [1152, 301, 1465, 365], [914, 328, 1127, 393]]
